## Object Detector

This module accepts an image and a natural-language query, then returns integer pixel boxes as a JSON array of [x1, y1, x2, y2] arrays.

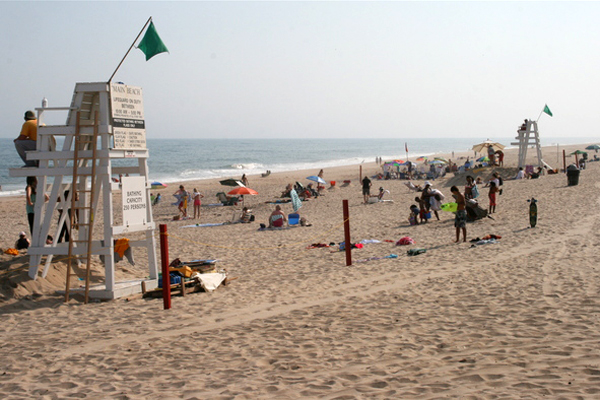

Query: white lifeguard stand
[[9, 82, 158, 300], [511, 119, 549, 170]]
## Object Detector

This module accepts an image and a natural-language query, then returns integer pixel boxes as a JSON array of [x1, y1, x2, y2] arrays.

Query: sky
[[1, 1, 600, 139]]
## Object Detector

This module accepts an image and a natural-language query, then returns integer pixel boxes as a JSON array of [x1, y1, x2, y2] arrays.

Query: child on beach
[[192, 188, 204, 219], [409, 204, 420, 225], [488, 181, 498, 214], [464, 175, 478, 200], [15, 231, 31, 250], [451, 186, 467, 243], [414, 196, 428, 223]]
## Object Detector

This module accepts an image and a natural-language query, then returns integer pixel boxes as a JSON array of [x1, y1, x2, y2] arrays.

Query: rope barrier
[[164, 217, 350, 252]]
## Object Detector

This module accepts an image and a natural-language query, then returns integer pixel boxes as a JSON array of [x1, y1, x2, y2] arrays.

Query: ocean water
[[0, 136, 595, 197]]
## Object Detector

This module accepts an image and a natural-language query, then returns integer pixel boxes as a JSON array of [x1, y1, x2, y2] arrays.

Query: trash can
[[567, 165, 580, 186]]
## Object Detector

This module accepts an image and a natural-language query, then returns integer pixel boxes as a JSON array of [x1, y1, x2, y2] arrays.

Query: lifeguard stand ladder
[[9, 82, 158, 300], [511, 120, 548, 170]]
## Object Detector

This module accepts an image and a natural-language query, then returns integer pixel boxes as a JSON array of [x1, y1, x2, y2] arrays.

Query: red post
[[159, 224, 171, 310], [343, 200, 352, 266]]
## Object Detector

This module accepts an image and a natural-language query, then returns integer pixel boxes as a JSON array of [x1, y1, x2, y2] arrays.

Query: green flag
[[137, 21, 169, 61], [543, 104, 553, 117]]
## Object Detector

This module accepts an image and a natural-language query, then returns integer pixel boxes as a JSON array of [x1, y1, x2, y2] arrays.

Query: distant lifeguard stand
[[511, 119, 549, 170], [9, 82, 158, 301]]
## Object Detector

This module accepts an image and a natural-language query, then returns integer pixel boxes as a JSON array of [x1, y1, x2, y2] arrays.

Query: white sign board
[[110, 84, 147, 150], [121, 176, 147, 228]]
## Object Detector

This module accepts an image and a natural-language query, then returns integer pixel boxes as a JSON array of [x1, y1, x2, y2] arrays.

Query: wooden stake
[[343, 199, 352, 266], [160, 224, 171, 310]]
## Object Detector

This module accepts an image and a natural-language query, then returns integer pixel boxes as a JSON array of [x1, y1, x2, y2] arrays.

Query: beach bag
[[471, 185, 480, 199], [407, 248, 426, 256], [396, 237, 415, 246]]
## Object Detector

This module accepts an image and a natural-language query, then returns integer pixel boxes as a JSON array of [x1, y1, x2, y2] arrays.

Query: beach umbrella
[[228, 187, 258, 196], [585, 144, 600, 150], [433, 157, 448, 163], [150, 181, 167, 189], [472, 140, 505, 153], [306, 175, 326, 185], [220, 178, 245, 187], [228, 186, 258, 206], [476, 156, 490, 162], [569, 150, 587, 156], [384, 160, 404, 167], [416, 156, 427, 162], [429, 160, 446, 165]]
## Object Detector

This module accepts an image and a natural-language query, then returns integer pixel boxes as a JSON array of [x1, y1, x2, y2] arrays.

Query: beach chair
[[288, 213, 300, 226], [216, 192, 238, 206]]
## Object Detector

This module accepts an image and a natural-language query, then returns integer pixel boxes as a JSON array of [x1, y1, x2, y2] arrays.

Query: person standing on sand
[[451, 186, 467, 243], [362, 175, 372, 204], [25, 176, 49, 235], [174, 185, 188, 218], [241, 174, 249, 187], [488, 181, 498, 214], [464, 175, 476, 200], [14, 110, 38, 167], [192, 188, 204, 219]]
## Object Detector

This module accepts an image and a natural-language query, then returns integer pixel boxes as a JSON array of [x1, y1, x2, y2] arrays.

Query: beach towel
[[181, 222, 227, 228], [192, 271, 227, 292], [290, 189, 302, 212]]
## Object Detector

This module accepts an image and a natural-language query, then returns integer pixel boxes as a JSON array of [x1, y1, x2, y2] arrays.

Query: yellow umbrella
[[472, 140, 505, 153]]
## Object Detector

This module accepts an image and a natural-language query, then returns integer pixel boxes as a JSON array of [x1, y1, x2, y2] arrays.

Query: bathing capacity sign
[[110, 84, 147, 150], [121, 176, 147, 228]]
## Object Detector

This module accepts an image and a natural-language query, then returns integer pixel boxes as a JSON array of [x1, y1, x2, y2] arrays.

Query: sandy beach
[[1, 143, 600, 398]]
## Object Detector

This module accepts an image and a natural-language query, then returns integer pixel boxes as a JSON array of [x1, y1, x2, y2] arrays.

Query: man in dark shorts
[[362, 175, 372, 204], [451, 186, 467, 243]]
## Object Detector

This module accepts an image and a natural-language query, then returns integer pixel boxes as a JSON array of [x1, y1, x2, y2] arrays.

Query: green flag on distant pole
[[108, 17, 170, 83], [137, 21, 169, 61], [537, 104, 553, 122]]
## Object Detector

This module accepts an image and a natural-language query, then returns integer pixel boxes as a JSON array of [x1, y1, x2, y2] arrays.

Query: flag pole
[[536, 109, 544, 122], [108, 16, 153, 83]]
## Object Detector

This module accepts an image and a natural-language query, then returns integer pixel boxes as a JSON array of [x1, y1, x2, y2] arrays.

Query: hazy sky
[[1, 1, 599, 139]]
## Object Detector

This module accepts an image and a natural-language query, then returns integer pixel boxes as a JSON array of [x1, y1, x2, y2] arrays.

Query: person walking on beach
[[192, 188, 204, 219], [362, 175, 372, 204], [14, 110, 38, 167], [451, 186, 467, 243]]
